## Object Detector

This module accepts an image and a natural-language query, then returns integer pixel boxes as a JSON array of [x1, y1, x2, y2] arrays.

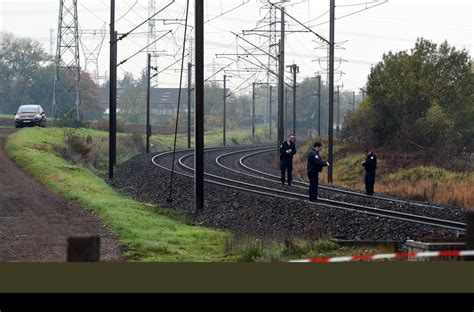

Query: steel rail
[[152, 148, 466, 232]]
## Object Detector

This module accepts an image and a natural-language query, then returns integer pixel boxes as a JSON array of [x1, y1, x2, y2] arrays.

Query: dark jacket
[[362, 153, 377, 172], [307, 149, 328, 173], [280, 140, 296, 161]]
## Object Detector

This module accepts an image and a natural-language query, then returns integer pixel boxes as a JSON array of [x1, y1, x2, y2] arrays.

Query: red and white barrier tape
[[289, 250, 474, 262]]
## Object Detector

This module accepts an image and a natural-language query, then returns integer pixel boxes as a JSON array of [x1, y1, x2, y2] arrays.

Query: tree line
[[0, 32, 103, 121], [343, 38, 474, 151]]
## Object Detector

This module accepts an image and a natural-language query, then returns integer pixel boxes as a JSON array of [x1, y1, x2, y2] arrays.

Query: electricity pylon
[[53, 0, 81, 123]]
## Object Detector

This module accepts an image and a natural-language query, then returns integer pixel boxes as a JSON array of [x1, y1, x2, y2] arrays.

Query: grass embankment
[[5, 127, 234, 261], [293, 139, 473, 209], [377, 167, 473, 209], [5, 127, 384, 261]]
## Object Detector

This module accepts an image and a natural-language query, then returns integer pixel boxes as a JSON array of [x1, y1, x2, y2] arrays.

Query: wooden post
[[67, 236, 100, 262]]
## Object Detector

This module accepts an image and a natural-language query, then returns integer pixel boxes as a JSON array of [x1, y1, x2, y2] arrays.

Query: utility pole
[[317, 75, 321, 137], [352, 91, 355, 111], [336, 85, 340, 135], [194, 0, 204, 213], [328, 0, 335, 184], [187, 62, 192, 149], [285, 88, 289, 135], [146, 53, 151, 153], [277, 7, 285, 148], [109, 0, 117, 180], [269, 85, 273, 140], [288, 64, 299, 135], [252, 82, 256, 139], [223, 74, 227, 146]]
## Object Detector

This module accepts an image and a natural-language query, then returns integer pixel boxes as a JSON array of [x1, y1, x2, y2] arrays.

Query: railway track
[[212, 147, 466, 222], [152, 146, 466, 233], [236, 148, 446, 209]]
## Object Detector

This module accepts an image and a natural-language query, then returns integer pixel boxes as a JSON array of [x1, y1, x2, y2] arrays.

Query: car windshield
[[18, 106, 40, 114]]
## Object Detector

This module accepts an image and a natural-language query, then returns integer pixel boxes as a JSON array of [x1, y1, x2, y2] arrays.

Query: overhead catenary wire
[[204, 62, 236, 83], [205, 0, 250, 24], [117, 30, 172, 67], [117, 0, 175, 41], [78, 2, 107, 23], [229, 72, 258, 95], [150, 53, 190, 79], [308, 0, 388, 28], [167, 0, 190, 203], [81, 0, 391, 90]]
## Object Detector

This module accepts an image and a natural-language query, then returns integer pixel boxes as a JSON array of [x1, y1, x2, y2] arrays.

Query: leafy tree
[[344, 38, 474, 150], [80, 72, 103, 120], [204, 81, 224, 115], [0, 32, 50, 113], [117, 86, 146, 124], [412, 102, 456, 147], [341, 99, 376, 146], [0, 32, 102, 123]]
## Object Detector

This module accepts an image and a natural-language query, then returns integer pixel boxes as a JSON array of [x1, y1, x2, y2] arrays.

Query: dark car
[[15, 105, 47, 128]]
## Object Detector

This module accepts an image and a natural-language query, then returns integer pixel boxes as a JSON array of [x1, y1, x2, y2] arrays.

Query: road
[[0, 128, 124, 261]]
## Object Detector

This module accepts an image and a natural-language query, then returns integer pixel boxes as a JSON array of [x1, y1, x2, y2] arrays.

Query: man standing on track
[[307, 142, 329, 201], [362, 148, 377, 195], [279, 134, 296, 186]]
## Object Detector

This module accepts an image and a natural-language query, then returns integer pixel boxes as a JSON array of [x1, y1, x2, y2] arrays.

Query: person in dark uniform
[[362, 149, 377, 195], [279, 134, 296, 186], [307, 142, 329, 201]]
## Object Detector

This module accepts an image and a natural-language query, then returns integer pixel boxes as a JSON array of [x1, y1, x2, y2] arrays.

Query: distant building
[[100, 87, 191, 116], [103, 108, 122, 115]]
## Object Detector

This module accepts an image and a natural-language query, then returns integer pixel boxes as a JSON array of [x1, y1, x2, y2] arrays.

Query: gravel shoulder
[[0, 128, 125, 262]]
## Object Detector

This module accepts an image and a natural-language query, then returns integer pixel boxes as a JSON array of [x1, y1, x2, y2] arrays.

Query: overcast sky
[[0, 0, 472, 93]]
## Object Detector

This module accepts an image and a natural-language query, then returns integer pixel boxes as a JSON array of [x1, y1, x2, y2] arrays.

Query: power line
[[115, 0, 140, 23], [308, 0, 388, 28], [205, 0, 250, 24], [117, 1, 175, 41], [117, 30, 172, 67]]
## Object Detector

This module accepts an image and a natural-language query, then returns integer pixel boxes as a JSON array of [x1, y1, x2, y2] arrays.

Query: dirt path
[[0, 128, 125, 262]]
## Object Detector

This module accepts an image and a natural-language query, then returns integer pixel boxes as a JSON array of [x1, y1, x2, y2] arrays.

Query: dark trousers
[[308, 171, 319, 200], [365, 171, 376, 195], [280, 159, 293, 184]]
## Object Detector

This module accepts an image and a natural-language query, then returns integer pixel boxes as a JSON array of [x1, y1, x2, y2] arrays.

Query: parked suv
[[15, 104, 47, 128]]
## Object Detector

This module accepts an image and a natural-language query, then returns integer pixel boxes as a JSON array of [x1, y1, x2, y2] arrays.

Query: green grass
[[387, 166, 459, 184], [0, 113, 14, 119], [4, 127, 388, 261], [227, 237, 380, 262], [5, 127, 236, 262], [150, 126, 273, 152]]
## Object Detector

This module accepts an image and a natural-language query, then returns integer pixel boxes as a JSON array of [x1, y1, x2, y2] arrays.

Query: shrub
[[54, 129, 97, 168], [118, 133, 146, 155]]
